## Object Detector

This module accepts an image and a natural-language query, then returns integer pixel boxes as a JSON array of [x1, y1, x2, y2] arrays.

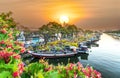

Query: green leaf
[[44, 71, 61, 78], [0, 71, 12, 78], [0, 59, 5, 64], [37, 71, 44, 78], [0, 64, 16, 71], [27, 62, 45, 75], [21, 72, 30, 78]]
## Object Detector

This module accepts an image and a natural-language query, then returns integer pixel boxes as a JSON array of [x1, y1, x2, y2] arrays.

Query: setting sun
[[59, 15, 69, 23]]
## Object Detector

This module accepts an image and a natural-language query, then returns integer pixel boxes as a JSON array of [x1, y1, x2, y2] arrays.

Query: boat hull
[[28, 51, 77, 59]]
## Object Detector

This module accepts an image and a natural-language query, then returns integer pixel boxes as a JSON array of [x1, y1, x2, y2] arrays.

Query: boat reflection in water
[[29, 53, 89, 65], [47, 53, 89, 65], [78, 54, 89, 60], [87, 42, 99, 48], [91, 43, 99, 47]]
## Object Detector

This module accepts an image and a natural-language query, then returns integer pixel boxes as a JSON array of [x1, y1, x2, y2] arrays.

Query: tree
[[39, 22, 63, 44], [47, 22, 62, 34], [66, 24, 78, 38], [39, 22, 81, 43]]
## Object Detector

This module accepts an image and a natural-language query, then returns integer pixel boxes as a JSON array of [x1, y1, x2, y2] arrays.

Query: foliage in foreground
[[22, 59, 101, 78], [0, 12, 25, 78]]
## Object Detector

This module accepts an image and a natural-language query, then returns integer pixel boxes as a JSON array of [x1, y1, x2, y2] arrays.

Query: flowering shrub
[[22, 59, 101, 78], [0, 12, 25, 78]]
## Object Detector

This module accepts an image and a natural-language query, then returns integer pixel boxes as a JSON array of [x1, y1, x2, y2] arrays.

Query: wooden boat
[[28, 51, 77, 59]]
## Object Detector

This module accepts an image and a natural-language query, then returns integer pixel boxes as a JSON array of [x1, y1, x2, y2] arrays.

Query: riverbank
[[107, 33, 120, 40]]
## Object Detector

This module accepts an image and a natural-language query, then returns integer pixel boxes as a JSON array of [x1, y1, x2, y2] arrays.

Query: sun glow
[[59, 15, 69, 23]]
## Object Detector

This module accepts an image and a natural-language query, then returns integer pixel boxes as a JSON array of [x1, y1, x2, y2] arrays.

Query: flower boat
[[77, 43, 89, 54], [28, 51, 77, 59]]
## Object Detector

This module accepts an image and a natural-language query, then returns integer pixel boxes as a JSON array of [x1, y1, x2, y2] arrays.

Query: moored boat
[[77, 46, 89, 54], [78, 42, 89, 53], [28, 51, 77, 59]]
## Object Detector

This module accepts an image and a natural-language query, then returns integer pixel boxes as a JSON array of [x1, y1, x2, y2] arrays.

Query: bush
[[22, 59, 101, 78], [0, 12, 25, 78]]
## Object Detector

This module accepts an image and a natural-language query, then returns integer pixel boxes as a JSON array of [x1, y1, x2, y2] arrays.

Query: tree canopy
[[38, 22, 82, 44]]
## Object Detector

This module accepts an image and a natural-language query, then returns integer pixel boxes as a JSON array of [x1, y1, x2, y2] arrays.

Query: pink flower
[[87, 66, 93, 76], [93, 70, 101, 78], [18, 63, 24, 74], [74, 72, 77, 78], [77, 62, 83, 70], [82, 68, 91, 77], [12, 71, 19, 77]]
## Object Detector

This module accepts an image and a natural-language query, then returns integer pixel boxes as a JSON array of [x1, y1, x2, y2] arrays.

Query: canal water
[[80, 33, 120, 78], [48, 33, 120, 78]]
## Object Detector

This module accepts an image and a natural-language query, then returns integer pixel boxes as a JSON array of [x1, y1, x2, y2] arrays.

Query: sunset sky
[[0, 0, 120, 30]]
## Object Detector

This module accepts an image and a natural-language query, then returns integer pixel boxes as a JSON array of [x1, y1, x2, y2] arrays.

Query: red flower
[[44, 66, 52, 71], [12, 71, 19, 77], [14, 41, 18, 44], [19, 43, 24, 47], [12, 63, 24, 77], [20, 48, 25, 53], [0, 40, 5, 44], [68, 63, 75, 70], [0, 29, 7, 34], [7, 44, 13, 48], [2, 25, 8, 28], [13, 54, 21, 59], [0, 52, 14, 63]]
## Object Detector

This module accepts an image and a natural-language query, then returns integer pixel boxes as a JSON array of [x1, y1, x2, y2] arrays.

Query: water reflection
[[31, 53, 89, 65], [91, 43, 99, 47], [77, 54, 89, 60], [48, 53, 89, 65], [80, 33, 120, 78]]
